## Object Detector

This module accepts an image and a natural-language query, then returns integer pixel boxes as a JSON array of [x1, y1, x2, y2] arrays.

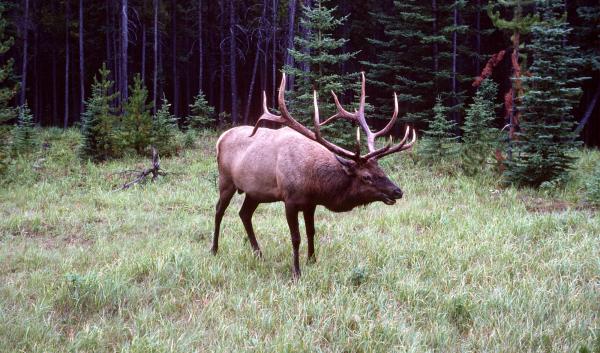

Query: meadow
[[1, 128, 598, 352]]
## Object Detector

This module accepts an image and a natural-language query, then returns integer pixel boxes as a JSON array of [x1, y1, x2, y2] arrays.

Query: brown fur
[[212, 126, 404, 278]]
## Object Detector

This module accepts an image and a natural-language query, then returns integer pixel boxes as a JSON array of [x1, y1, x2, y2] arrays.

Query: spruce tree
[[284, 0, 359, 146], [420, 97, 459, 163], [461, 79, 500, 175], [79, 64, 120, 161], [152, 95, 179, 156], [12, 102, 36, 154], [188, 91, 215, 130], [0, 1, 16, 174], [121, 74, 153, 154], [363, 1, 443, 124], [504, 0, 585, 187]]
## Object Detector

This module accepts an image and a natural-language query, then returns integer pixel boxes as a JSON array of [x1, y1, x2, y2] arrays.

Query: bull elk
[[213, 72, 416, 278]]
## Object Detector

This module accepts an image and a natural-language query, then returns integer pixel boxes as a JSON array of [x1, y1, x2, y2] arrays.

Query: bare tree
[[152, 0, 158, 111], [171, 0, 178, 117], [219, 0, 225, 114], [79, 0, 85, 114], [284, 0, 296, 90], [229, 0, 238, 124], [243, 0, 269, 125], [20, 0, 30, 106], [64, 0, 70, 128], [198, 0, 203, 93], [271, 0, 278, 107], [121, 0, 128, 102]]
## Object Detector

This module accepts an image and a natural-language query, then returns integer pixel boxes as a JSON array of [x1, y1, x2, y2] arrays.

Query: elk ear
[[335, 155, 357, 176]]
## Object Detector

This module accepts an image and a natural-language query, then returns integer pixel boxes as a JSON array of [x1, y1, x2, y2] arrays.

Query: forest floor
[[1, 129, 599, 352]]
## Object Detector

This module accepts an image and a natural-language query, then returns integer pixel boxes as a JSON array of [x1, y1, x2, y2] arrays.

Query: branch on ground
[[115, 147, 167, 190]]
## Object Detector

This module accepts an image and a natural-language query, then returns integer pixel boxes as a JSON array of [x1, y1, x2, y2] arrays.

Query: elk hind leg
[[304, 205, 316, 264], [239, 196, 262, 257], [285, 204, 302, 279], [212, 180, 236, 255]]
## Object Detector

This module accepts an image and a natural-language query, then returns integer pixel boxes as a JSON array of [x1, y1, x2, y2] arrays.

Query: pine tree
[[151, 95, 179, 156], [121, 74, 153, 154], [461, 78, 500, 175], [0, 1, 16, 174], [12, 102, 36, 154], [79, 64, 120, 161], [419, 96, 459, 163], [363, 1, 443, 125], [504, 0, 585, 187], [284, 0, 359, 146], [188, 90, 215, 130]]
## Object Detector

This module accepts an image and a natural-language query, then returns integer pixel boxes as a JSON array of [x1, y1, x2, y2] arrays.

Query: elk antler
[[320, 71, 416, 159], [251, 74, 359, 160], [251, 72, 416, 161]]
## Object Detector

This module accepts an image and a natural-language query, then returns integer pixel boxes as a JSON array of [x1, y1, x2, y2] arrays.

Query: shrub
[[12, 102, 36, 155], [461, 79, 500, 175], [418, 96, 459, 164], [188, 91, 215, 130], [151, 96, 180, 156], [586, 162, 600, 205], [120, 74, 153, 154]]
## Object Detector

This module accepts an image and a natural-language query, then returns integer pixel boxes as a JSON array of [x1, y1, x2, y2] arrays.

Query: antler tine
[[371, 126, 417, 159], [312, 90, 359, 160], [373, 92, 399, 139], [249, 91, 287, 137]]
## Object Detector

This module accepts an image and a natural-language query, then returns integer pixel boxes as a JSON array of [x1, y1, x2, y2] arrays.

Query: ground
[[1, 129, 599, 352]]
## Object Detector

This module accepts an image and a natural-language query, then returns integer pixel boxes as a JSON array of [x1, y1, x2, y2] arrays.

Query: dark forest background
[[3, 0, 599, 146]]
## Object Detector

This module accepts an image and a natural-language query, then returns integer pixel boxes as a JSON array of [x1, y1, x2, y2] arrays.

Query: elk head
[[251, 72, 416, 207]]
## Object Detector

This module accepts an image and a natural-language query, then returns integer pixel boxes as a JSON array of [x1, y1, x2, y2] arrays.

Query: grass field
[[1, 128, 599, 352]]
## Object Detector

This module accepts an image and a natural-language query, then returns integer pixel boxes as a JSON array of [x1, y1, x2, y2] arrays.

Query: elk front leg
[[285, 204, 302, 279], [304, 205, 316, 264]]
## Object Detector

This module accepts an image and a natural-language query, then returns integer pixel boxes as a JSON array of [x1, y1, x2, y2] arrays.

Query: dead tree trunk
[[243, 0, 268, 125], [64, 0, 70, 128], [229, 0, 238, 124], [121, 0, 128, 102], [20, 0, 30, 106], [153, 0, 158, 112], [79, 0, 85, 114]]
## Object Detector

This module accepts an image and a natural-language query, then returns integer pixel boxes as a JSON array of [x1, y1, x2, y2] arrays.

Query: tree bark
[[121, 0, 128, 102], [219, 0, 225, 114], [141, 22, 146, 85], [171, 0, 178, 117], [229, 0, 238, 124], [153, 0, 158, 112], [451, 1, 458, 128], [575, 81, 600, 136], [285, 0, 296, 90], [79, 0, 85, 114], [64, 0, 70, 128], [20, 0, 30, 106], [243, 0, 269, 125], [198, 0, 203, 93], [271, 0, 278, 107]]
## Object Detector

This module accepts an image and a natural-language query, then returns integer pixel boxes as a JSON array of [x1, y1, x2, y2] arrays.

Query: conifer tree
[[151, 95, 179, 156], [363, 1, 443, 124], [420, 97, 459, 163], [284, 0, 359, 146], [188, 91, 215, 130], [12, 102, 36, 154], [504, 0, 585, 187], [461, 78, 499, 174], [79, 64, 120, 161], [0, 1, 16, 174], [121, 74, 153, 154]]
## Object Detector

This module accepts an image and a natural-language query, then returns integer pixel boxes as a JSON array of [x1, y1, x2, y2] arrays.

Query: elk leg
[[304, 205, 316, 264], [212, 183, 236, 255], [285, 204, 302, 279], [239, 196, 262, 257]]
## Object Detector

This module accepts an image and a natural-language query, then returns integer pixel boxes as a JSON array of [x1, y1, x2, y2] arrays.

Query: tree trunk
[[20, 0, 30, 106], [198, 0, 203, 93], [575, 81, 600, 136], [243, 0, 269, 125], [451, 2, 458, 128], [432, 0, 438, 74], [475, 0, 481, 76], [79, 0, 85, 114], [229, 0, 238, 124], [121, 0, 128, 102], [271, 0, 278, 107], [219, 0, 225, 114], [52, 48, 57, 125], [33, 20, 39, 122], [64, 0, 70, 128], [285, 0, 296, 90], [171, 0, 178, 117], [141, 22, 146, 85], [153, 0, 158, 112]]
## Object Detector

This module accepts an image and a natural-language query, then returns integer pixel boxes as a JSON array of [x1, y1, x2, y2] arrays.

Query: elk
[[213, 72, 416, 278]]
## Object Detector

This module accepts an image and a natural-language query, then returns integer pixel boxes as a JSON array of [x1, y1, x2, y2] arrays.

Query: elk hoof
[[211, 247, 218, 255]]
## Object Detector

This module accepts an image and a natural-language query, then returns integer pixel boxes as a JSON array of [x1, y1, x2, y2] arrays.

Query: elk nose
[[392, 188, 403, 199]]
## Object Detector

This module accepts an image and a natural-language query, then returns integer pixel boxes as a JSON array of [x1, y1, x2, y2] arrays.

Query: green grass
[[1, 128, 599, 352]]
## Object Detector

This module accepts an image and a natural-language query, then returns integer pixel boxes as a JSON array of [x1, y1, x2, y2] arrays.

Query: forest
[[1, 0, 599, 352]]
